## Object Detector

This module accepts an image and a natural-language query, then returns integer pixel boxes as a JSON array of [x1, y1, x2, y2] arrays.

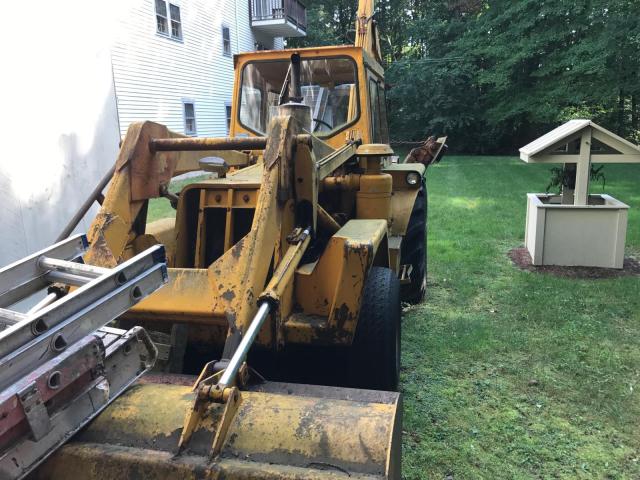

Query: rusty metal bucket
[[32, 380, 401, 480]]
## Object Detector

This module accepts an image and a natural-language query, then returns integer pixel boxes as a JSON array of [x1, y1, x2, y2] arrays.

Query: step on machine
[[0, 234, 168, 479]]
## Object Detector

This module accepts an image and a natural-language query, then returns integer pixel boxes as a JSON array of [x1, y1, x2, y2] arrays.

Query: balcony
[[250, 0, 307, 38]]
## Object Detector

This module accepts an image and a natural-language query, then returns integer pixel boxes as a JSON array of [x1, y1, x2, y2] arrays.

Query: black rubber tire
[[347, 266, 401, 391], [400, 180, 427, 304]]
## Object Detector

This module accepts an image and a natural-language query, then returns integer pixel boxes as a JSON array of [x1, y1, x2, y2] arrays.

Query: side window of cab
[[368, 74, 389, 144]]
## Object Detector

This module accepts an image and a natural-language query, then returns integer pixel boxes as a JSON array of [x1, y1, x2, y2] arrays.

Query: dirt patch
[[508, 247, 640, 279]]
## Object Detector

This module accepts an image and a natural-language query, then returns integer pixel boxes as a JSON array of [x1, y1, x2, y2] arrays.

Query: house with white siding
[[1, 0, 306, 269], [1, 1, 122, 267], [111, 0, 307, 138]]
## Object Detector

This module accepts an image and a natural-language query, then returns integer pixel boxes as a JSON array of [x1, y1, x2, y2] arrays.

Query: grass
[[146, 157, 640, 478], [147, 174, 210, 223], [402, 156, 640, 479]]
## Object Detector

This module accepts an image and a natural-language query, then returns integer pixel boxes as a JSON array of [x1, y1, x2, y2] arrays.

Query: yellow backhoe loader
[[27, 1, 446, 478]]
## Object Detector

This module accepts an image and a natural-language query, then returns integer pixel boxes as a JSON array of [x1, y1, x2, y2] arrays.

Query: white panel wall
[[0, 1, 122, 267], [111, 0, 284, 138], [0, 0, 287, 268]]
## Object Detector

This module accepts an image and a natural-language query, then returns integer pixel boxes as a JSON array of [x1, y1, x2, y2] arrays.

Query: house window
[[156, 0, 182, 40], [225, 104, 232, 133], [183, 102, 197, 136], [169, 4, 182, 39], [222, 26, 231, 56], [155, 0, 168, 35]]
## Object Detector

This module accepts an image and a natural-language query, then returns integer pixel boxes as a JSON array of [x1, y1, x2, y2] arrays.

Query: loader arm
[[83, 122, 252, 267], [43, 107, 407, 479], [18, 0, 451, 472]]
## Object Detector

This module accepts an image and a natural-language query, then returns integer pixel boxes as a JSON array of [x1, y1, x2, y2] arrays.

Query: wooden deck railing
[[250, 0, 307, 31]]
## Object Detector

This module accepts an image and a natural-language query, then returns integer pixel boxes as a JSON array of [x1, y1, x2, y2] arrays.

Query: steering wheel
[[313, 118, 333, 132]]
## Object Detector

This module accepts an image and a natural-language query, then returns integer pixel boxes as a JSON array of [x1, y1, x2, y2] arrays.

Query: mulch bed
[[508, 247, 640, 279]]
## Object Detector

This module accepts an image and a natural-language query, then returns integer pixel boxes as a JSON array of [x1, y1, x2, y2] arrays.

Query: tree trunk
[[632, 94, 638, 133], [618, 89, 626, 136]]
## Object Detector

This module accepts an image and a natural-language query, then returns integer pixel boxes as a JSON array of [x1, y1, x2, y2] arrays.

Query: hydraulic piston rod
[[177, 228, 313, 455], [218, 302, 271, 388], [217, 227, 311, 389]]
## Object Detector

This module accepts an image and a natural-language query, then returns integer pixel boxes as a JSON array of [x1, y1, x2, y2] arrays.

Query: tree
[[292, 0, 640, 152], [289, 1, 358, 48]]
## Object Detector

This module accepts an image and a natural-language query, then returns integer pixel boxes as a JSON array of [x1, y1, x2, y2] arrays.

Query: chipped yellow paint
[[82, 103, 412, 349], [145, 217, 177, 264], [203, 116, 297, 339], [124, 268, 224, 323], [35, 383, 400, 480], [84, 383, 199, 440], [382, 163, 425, 236], [290, 219, 388, 344], [226, 391, 394, 468], [37, 444, 387, 480], [50, 10, 427, 479]]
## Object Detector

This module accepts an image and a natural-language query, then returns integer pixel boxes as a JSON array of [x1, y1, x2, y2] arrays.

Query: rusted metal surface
[[120, 121, 177, 202], [81, 115, 411, 352], [173, 149, 252, 175], [172, 117, 310, 455], [204, 116, 297, 348], [317, 206, 341, 235], [260, 228, 311, 305], [16, 0, 446, 474], [37, 445, 387, 479], [35, 382, 401, 479], [290, 219, 388, 345], [404, 136, 448, 167], [150, 136, 268, 152], [316, 142, 359, 180], [381, 163, 425, 236], [137, 372, 196, 386]]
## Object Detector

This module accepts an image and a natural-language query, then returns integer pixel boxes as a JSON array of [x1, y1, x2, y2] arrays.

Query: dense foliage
[[291, 1, 640, 153]]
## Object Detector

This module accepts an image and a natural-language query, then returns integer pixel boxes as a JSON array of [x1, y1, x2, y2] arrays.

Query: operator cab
[[230, 46, 389, 149]]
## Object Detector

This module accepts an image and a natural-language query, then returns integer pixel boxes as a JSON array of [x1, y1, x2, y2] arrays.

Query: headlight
[[406, 172, 421, 186]]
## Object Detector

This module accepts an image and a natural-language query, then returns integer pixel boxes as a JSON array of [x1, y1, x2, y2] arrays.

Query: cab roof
[[233, 45, 383, 76]]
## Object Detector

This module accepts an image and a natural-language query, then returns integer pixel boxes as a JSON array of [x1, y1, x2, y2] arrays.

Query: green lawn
[[147, 157, 640, 478], [147, 175, 210, 223], [402, 156, 640, 479]]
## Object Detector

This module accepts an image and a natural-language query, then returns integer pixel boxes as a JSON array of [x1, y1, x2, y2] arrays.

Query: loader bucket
[[33, 381, 402, 479]]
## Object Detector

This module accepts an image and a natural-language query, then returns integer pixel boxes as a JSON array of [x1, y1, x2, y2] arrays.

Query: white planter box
[[525, 193, 629, 268]]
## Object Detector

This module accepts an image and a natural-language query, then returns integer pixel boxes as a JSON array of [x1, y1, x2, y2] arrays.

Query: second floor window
[[170, 4, 182, 39], [222, 26, 231, 56], [156, 0, 182, 40]]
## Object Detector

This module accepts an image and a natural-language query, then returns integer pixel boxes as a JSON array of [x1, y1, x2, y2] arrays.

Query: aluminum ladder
[[0, 234, 168, 479]]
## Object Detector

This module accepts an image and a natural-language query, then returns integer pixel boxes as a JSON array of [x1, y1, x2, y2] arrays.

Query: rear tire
[[400, 181, 427, 304], [347, 267, 401, 391]]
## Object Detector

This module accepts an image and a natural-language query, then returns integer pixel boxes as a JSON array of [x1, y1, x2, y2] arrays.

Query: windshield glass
[[239, 57, 359, 136]]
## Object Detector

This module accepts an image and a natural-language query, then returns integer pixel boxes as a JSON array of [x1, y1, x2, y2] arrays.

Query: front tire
[[347, 266, 401, 391], [400, 181, 427, 304]]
